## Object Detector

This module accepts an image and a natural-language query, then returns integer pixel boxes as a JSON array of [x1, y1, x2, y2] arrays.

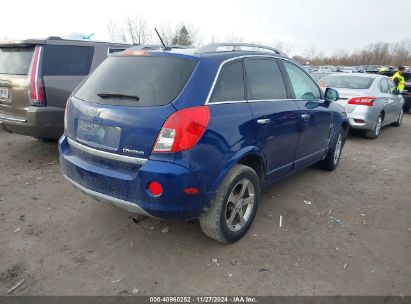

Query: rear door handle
[[257, 118, 271, 125], [301, 114, 310, 120]]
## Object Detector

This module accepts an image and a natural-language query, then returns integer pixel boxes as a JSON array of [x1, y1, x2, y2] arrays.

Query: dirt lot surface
[[0, 117, 410, 296]]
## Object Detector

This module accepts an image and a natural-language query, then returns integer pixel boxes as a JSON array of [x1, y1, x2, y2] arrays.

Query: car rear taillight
[[152, 106, 210, 153], [28, 46, 45, 106], [347, 96, 375, 106]]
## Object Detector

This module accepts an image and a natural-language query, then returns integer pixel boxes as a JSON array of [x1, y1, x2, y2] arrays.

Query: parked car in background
[[59, 43, 347, 243], [363, 65, 382, 74], [302, 65, 313, 73], [403, 69, 411, 113], [318, 66, 332, 73], [320, 73, 404, 138], [355, 66, 366, 73], [340, 66, 356, 73], [0, 37, 129, 139]]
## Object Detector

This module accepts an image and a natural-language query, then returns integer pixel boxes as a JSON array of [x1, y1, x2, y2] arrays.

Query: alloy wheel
[[398, 109, 404, 125], [375, 116, 382, 136], [225, 179, 255, 232], [333, 134, 342, 165]]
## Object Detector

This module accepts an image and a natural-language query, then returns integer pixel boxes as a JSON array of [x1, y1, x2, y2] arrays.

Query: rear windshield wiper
[[97, 92, 140, 101]]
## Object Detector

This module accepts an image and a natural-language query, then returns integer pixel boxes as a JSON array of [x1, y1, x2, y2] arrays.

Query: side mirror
[[324, 88, 339, 102]]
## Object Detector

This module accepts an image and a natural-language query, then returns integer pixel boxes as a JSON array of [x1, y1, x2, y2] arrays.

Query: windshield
[[75, 56, 197, 107], [322, 75, 374, 89], [0, 46, 35, 75]]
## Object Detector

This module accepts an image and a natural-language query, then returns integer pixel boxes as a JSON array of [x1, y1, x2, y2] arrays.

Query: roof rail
[[196, 43, 287, 56], [131, 44, 191, 50]]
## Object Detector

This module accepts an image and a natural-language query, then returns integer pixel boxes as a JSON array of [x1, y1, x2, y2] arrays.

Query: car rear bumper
[[346, 106, 377, 130], [59, 135, 214, 220], [0, 106, 64, 139]]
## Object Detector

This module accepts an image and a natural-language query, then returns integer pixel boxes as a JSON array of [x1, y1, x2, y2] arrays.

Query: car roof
[[0, 36, 130, 47], [120, 44, 290, 63], [325, 73, 383, 79]]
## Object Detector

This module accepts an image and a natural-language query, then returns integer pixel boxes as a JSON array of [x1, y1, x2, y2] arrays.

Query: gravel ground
[[0, 116, 410, 296]]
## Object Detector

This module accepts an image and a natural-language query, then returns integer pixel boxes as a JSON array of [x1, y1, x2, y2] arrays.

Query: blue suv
[[59, 43, 348, 243]]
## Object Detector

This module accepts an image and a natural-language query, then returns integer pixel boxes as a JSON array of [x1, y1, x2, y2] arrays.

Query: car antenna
[[154, 28, 171, 50]]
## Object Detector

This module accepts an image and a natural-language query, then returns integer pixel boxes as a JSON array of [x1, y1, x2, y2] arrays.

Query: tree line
[[106, 15, 292, 53], [293, 41, 411, 66], [107, 16, 411, 66]]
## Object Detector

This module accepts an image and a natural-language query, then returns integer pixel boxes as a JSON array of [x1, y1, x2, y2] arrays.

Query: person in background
[[391, 66, 406, 92]]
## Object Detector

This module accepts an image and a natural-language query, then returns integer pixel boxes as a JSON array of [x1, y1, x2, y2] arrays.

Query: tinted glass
[[380, 79, 389, 93], [0, 46, 34, 75], [245, 59, 287, 100], [310, 73, 330, 82], [322, 75, 374, 89], [284, 61, 321, 100], [75, 56, 197, 107], [210, 60, 244, 102], [42, 45, 94, 76]]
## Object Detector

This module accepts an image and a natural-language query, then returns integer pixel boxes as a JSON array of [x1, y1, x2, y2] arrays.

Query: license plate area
[[76, 119, 121, 151]]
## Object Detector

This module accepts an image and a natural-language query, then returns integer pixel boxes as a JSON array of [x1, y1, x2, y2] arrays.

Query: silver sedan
[[320, 73, 405, 138]]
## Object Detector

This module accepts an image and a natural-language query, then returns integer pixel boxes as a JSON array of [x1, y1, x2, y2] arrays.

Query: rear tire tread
[[200, 164, 259, 243]]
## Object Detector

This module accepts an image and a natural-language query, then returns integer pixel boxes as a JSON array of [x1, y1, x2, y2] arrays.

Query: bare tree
[[269, 39, 292, 54], [225, 32, 244, 43], [107, 19, 127, 43], [295, 40, 411, 66], [124, 15, 150, 45], [208, 34, 220, 44]]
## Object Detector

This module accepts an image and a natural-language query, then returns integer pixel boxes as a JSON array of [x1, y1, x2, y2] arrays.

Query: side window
[[387, 78, 396, 92], [283, 61, 321, 100], [245, 58, 287, 100], [380, 79, 389, 93], [42, 45, 94, 76], [210, 60, 245, 102]]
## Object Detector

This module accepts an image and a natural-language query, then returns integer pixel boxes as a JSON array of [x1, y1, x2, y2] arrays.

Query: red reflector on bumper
[[148, 181, 163, 196], [183, 187, 200, 195]]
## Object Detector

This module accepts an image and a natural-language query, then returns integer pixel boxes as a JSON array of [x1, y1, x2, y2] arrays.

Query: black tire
[[392, 108, 404, 127], [365, 113, 383, 139], [319, 129, 344, 171], [200, 164, 260, 243]]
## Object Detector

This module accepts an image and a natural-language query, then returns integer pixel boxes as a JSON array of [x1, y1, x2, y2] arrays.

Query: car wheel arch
[[210, 147, 266, 193]]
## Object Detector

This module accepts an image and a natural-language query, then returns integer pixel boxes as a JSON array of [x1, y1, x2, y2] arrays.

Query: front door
[[280, 60, 332, 170]]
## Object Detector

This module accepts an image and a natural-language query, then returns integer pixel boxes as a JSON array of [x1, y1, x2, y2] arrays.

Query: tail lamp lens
[[347, 96, 376, 106], [28, 46, 45, 106], [153, 106, 210, 153]]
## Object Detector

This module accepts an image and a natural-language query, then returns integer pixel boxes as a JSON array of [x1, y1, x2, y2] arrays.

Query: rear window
[[322, 75, 375, 89], [0, 46, 35, 75], [42, 45, 94, 76], [75, 56, 197, 106]]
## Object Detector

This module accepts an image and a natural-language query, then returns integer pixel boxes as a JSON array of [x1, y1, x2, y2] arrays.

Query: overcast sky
[[1, 0, 411, 56]]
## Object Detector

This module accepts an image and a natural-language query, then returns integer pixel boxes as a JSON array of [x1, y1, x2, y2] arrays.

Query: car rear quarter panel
[[173, 103, 259, 194]]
